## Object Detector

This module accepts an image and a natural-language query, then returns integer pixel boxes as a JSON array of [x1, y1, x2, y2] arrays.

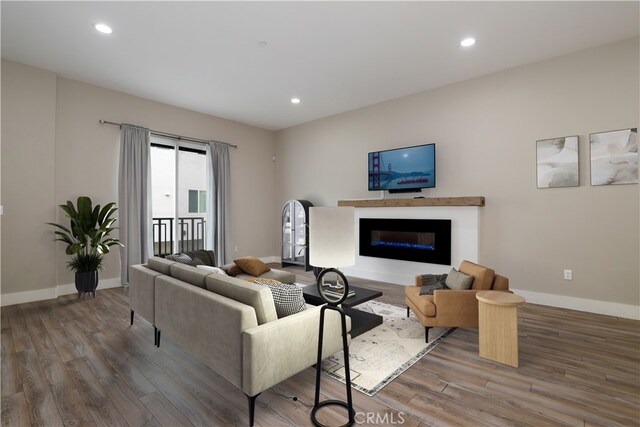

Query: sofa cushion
[[147, 256, 175, 275], [459, 260, 495, 290], [234, 256, 271, 277], [405, 286, 436, 317], [169, 263, 209, 289], [245, 278, 282, 286], [445, 269, 474, 290], [252, 279, 306, 318], [258, 269, 296, 284], [206, 274, 278, 325]]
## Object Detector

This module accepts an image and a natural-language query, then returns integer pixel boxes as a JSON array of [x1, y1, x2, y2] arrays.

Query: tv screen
[[368, 143, 435, 192]]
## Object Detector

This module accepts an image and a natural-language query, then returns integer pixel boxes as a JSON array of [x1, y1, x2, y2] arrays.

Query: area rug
[[321, 300, 453, 396]]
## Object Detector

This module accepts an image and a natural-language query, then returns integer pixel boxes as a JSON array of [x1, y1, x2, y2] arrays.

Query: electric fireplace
[[359, 218, 451, 265]]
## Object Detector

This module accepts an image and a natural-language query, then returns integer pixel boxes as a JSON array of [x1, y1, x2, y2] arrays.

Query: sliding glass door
[[150, 136, 207, 257]]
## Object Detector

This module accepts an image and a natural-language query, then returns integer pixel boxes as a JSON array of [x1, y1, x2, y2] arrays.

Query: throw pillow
[[220, 263, 243, 277], [419, 274, 448, 295], [186, 250, 216, 267], [445, 268, 474, 290], [252, 279, 306, 318], [166, 253, 192, 264], [196, 265, 227, 275], [189, 257, 206, 267], [234, 256, 271, 277]]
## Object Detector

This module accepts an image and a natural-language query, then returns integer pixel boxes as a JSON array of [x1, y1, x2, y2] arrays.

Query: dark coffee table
[[302, 285, 383, 337]]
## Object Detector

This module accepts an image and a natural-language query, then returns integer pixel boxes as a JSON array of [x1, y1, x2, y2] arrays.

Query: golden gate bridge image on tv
[[368, 147, 434, 191]]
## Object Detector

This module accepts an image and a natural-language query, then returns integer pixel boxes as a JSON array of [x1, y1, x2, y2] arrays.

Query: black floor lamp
[[309, 206, 356, 427]]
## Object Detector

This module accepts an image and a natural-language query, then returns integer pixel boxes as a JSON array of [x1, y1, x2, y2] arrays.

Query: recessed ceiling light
[[258, 41, 268, 47], [291, 98, 301, 104], [460, 37, 476, 47], [94, 23, 113, 34]]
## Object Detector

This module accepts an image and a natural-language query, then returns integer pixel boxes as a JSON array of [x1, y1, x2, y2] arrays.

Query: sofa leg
[[130, 310, 134, 326], [245, 393, 260, 427], [406, 306, 410, 318], [156, 329, 161, 348], [425, 327, 430, 343]]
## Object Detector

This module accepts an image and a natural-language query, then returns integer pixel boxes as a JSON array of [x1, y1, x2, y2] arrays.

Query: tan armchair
[[405, 260, 510, 342]]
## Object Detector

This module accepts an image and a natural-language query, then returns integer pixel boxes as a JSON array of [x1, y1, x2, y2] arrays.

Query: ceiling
[[2, 2, 638, 131]]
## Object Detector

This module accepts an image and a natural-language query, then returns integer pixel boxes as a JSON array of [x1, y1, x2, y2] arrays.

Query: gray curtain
[[206, 142, 233, 265], [118, 124, 153, 284]]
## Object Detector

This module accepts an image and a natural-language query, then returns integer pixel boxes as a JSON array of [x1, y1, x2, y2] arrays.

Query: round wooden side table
[[476, 291, 526, 367]]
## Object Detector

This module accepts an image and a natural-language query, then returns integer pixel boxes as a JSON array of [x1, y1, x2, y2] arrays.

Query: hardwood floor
[[2, 265, 639, 426]]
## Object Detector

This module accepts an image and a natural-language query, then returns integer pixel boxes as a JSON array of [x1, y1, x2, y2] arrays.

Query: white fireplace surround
[[341, 206, 479, 285]]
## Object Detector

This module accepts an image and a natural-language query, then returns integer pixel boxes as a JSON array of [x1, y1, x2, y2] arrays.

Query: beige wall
[[1, 61, 57, 296], [2, 59, 277, 298], [275, 38, 640, 306]]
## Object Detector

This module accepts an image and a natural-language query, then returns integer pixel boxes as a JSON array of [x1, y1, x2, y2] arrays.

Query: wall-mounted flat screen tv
[[368, 143, 435, 192]]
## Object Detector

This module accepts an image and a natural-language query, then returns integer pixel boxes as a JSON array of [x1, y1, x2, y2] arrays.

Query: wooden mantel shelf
[[337, 196, 485, 208]]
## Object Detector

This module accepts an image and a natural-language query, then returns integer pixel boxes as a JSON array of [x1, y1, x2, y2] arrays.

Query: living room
[[1, 2, 639, 426]]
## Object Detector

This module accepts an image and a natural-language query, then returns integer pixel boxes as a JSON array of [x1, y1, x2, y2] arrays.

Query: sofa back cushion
[[169, 263, 209, 289], [459, 260, 495, 290], [148, 257, 175, 275], [206, 274, 277, 325]]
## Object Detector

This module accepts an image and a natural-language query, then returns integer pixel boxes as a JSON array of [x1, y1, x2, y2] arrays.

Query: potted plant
[[49, 196, 123, 298]]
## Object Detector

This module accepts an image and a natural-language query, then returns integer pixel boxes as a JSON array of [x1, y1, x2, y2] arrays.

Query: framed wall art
[[536, 135, 579, 188], [590, 128, 638, 186]]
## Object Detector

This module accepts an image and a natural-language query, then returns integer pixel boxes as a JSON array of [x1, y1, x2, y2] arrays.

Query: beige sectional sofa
[[129, 257, 350, 426]]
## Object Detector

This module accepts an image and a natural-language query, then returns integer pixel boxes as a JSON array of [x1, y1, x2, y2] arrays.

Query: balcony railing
[[153, 217, 206, 257]]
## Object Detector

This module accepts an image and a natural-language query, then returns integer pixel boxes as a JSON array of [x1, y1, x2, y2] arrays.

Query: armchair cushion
[[405, 286, 436, 317], [459, 260, 495, 290], [493, 274, 509, 291]]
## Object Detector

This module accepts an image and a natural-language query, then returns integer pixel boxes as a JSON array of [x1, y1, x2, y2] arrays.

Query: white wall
[[275, 38, 640, 315], [1, 60, 278, 304]]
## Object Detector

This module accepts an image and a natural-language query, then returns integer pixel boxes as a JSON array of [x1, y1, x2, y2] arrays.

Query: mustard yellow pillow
[[234, 256, 271, 277]]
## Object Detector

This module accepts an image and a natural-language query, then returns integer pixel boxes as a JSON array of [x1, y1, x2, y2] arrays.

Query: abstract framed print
[[536, 136, 579, 188], [590, 128, 638, 186]]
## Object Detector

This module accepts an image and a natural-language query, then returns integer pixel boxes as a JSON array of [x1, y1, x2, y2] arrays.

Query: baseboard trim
[[512, 288, 640, 320], [1, 277, 123, 307]]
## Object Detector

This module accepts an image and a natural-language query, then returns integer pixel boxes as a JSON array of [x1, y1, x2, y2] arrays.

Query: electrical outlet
[[563, 269, 573, 280]]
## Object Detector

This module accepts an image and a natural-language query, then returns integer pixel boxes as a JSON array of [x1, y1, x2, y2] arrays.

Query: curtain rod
[[98, 120, 238, 149]]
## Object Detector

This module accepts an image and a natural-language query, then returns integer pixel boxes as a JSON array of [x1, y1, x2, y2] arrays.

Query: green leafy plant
[[48, 196, 124, 273]]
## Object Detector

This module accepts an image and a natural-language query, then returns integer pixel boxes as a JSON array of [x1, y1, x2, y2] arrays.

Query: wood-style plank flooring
[[2, 265, 639, 426]]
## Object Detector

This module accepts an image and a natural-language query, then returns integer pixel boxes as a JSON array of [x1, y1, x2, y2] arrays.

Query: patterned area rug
[[321, 300, 453, 396]]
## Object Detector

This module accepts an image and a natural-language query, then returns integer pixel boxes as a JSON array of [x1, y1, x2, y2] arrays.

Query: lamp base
[[310, 400, 355, 427]]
